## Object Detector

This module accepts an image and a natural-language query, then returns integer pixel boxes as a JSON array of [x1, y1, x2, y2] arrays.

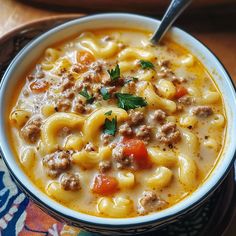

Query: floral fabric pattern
[[0, 159, 88, 236]]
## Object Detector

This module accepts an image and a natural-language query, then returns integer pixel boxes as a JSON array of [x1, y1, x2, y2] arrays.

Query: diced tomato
[[174, 85, 188, 99], [29, 80, 49, 93], [122, 138, 152, 169], [77, 50, 95, 65], [92, 175, 119, 196]]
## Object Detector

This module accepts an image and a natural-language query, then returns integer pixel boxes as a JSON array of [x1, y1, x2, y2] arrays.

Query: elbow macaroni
[[178, 54, 195, 67], [97, 196, 133, 217], [41, 48, 61, 70], [203, 138, 218, 151], [178, 154, 197, 190], [137, 69, 156, 81], [179, 114, 198, 128], [180, 128, 199, 157], [72, 146, 112, 169], [118, 47, 154, 61], [41, 104, 55, 117], [139, 83, 176, 113], [156, 79, 176, 99], [147, 167, 173, 189], [148, 147, 177, 167], [118, 61, 137, 73], [210, 114, 225, 127], [46, 182, 79, 202], [202, 91, 220, 104], [78, 32, 119, 58], [41, 112, 84, 152], [117, 171, 135, 189], [20, 147, 36, 169], [72, 150, 100, 169], [64, 135, 84, 151]]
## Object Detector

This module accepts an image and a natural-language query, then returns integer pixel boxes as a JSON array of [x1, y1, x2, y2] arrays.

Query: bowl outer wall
[[0, 13, 236, 227]]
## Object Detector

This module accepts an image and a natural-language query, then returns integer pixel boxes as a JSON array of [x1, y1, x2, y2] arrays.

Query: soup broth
[[9, 28, 226, 218]]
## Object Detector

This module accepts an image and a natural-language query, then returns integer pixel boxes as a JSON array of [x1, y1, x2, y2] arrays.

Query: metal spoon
[[151, 0, 193, 44]]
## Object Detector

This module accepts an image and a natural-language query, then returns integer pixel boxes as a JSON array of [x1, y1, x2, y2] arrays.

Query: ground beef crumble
[[21, 117, 42, 144], [158, 60, 171, 68], [42, 150, 71, 178], [157, 122, 181, 145], [55, 98, 71, 112], [192, 106, 213, 118], [61, 77, 74, 91], [119, 123, 133, 136], [99, 160, 112, 173], [101, 74, 125, 86], [139, 191, 167, 214], [60, 173, 81, 191], [112, 145, 136, 170], [74, 80, 91, 92], [89, 60, 105, 73], [73, 96, 86, 113], [63, 90, 75, 99], [105, 86, 117, 96], [151, 109, 166, 123], [101, 133, 113, 145], [135, 125, 152, 142], [128, 110, 144, 126], [157, 65, 186, 84], [176, 104, 184, 112], [83, 71, 99, 83], [72, 63, 87, 74], [171, 76, 187, 84], [178, 96, 194, 106]]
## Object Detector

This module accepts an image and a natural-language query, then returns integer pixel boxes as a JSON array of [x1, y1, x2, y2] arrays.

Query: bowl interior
[[0, 13, 236, 226]]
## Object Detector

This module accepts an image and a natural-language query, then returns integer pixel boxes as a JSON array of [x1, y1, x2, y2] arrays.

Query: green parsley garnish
[[115, 93, 147, 110], [103, 117, 117, 136], [139, 60, 155, 70], [100, 87, 111, 100], [104, 110, 112, 116], [79, 87, 94, 104], [107, 64, 120, 81]]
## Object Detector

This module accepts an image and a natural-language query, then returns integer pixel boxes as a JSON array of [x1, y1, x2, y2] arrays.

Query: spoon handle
[[151, 0, 193, 44]]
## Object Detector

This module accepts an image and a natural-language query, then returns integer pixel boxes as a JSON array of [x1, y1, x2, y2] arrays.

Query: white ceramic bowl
[[0, 13, 236, 235]]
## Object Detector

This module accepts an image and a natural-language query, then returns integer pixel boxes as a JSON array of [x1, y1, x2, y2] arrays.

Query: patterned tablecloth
[[0, 158, 91, 236]]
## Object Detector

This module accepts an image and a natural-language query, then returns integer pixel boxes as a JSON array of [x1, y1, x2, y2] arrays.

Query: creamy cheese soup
[[9, 28, 226, 218]]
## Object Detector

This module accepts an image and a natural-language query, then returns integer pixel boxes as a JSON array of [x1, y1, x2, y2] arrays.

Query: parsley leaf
[[115, 93, 147, 110], [107, 64, 120, 81], [79, 87, 94, 104], [104, 110, 112, 116], [100, 87, 111, 100], [139, 60, 155, 70], [103, 117, 117, 136]]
